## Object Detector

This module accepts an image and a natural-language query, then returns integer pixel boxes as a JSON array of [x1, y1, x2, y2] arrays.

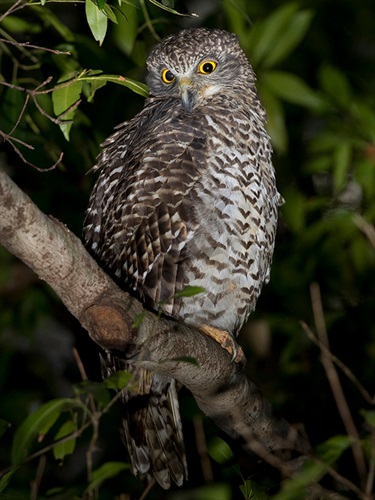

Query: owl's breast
[[175, 135, 278, 334]]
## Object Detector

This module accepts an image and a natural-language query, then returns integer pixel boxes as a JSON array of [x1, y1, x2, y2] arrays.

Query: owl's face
[[146, 28, 255, 112]]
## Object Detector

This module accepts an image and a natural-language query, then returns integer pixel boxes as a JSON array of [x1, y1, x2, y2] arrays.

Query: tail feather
[[101, 352, 187, 489]]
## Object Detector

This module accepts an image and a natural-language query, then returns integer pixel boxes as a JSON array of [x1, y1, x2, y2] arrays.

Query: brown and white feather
[[84, 27, 282, 489]]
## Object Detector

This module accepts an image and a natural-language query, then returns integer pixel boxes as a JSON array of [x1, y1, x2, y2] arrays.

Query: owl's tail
[[102, 353, 187, 489]]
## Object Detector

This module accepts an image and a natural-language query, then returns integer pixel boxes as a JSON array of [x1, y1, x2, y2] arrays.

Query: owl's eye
[[161, 68, 176, 84], [198, 60, 217, 74]]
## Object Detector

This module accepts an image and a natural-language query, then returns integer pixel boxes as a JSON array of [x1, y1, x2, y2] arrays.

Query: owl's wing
[[84, 97, 204, 316], [83, 98, 206, 488]]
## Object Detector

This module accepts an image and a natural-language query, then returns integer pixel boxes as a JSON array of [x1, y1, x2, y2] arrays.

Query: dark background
[[0, 0, 374, 498]]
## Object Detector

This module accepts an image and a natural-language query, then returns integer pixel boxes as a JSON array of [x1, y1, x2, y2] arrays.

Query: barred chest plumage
[[170, 99, 280, 334], [85, 92, 281, 336]]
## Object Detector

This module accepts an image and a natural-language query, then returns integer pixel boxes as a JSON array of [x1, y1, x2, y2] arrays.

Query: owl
[[83, 27, 282, 489]]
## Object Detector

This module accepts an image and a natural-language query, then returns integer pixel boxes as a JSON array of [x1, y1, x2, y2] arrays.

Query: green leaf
[[262, 71, 326, 110], [262, 10, 314, 68], [97, 0, 107, 9], [78, 72, 148, 97], [333, 141, 352, 193], [356, 158, 375, 200], [11, 398, 78, 465], [240, 479, 268, 500], [1, 87, 27, 134], [103, 370, 132, 390], [318, 65, 351, 107], [113, 1, 139, 56], [174, 285, 205, 298], [272, 459, 326, 500], [85, 462, 130, 494], [85, 0, 108, 45], [53, 420, 77, 461], [281, 187, 306, 233], [33, 4, 74, 42], [103, 4, 118, 24], [221, 0, 250, 45], [73, 380, 110, 407], [258, 86, 287, 153], [86, 81, 107, 103], [207, 436, 234, 465], [248, 3, 299, 66], [274, 436, 352, 500], [52, 73, 83, 141], [0, 467, 19, 493], [174, 483, 231, 500], [167, 356, 200, 366], [316, 434, 352, 464], [351, 101, 375, 143], [147, 0, 198, 17], [303, 155, 331, 174], [1, 15, 42, 34]]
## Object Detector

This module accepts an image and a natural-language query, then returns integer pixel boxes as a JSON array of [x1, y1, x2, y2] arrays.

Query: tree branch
[[0, 166, 310, 475]]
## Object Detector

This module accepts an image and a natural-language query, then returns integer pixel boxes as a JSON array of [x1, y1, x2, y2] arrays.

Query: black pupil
[[202, 63, 214, 73], [165, 70, 174, 81]]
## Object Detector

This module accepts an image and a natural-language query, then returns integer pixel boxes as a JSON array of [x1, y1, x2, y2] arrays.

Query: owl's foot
[[198, 324, 246, 366]]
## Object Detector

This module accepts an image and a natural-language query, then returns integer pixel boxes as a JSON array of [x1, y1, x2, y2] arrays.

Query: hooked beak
[[179, 77, 196, 113]]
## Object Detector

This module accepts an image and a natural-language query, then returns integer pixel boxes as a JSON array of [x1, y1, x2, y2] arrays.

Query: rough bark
[[0, 166, 310, 475]]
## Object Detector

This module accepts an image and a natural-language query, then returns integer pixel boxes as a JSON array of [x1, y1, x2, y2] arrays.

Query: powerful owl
[[83, 27, 282, 489]]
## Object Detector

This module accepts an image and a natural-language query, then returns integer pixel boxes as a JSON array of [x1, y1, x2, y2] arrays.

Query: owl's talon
[[199, 324, 246, 367], [230, 342, 238, 364]]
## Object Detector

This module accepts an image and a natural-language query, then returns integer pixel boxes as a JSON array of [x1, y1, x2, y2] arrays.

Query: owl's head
[[146, 28, 256, 112]]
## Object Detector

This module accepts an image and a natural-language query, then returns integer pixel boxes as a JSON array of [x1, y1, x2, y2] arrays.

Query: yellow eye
[[198, 60, 217, 74], [161, 68, 175, 84]]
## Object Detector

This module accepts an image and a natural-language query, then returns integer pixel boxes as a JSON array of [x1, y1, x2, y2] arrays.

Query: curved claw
[[230, 339, 238, 364], [198, 324, 246, 367]]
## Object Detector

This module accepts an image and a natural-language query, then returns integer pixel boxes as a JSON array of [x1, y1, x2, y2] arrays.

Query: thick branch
[[0, 166, 309, 473]]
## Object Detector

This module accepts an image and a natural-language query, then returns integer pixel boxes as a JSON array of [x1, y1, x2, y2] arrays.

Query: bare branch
[[310, 283, 368, 487], [0, 166, 309, 475], [301, 321, 374, 405], [0, 77, 65, 170], [353, 214, 375, 249], [0, 38, 71, 55], [0, 0, 26, 23]]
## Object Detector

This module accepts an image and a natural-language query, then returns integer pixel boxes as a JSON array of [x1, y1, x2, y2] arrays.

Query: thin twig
[[139, 0, 160, 41], [0, 38, 71, 55], [72, 347, 97, 416], [32, 75, 54, 93], [73, 347, 89, 381], [353, 214, 375, 249], [31, 93, 71, 125], [193, 416, 214, 483], [0, 420, 92, 477], [0, 0, 25, 23], [0, 128, 34, 150], [301, 321, 374, 405], [0, 27, 39, 64], [139, 478, 156, 500], [310, 282, 368, 488], [86, 414, 99, 489], [311, 456, 369, 500], [365, 436, 375, 497], [30, 454, 46, 500], [8, 94, 30, 136], [0, 131, 63, 171], [0, 80, 26, 91]]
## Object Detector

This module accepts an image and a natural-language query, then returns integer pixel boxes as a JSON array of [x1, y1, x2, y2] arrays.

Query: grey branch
[[0, 166, 310, 475]]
